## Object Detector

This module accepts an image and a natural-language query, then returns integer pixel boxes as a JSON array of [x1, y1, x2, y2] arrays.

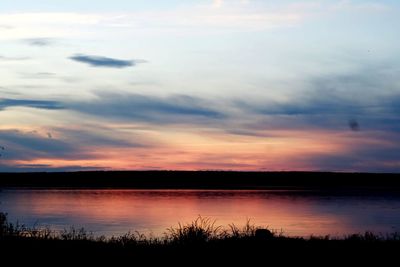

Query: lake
[[1, 189, 400, 237]]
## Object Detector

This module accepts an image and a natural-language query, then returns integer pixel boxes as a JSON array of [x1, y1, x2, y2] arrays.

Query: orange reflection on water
[[2, 190, 399, 237]]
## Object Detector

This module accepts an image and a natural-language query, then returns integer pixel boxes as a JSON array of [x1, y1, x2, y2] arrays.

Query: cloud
[[300, 135, 400, 173], [0, 125, 153, 171], [0, 98, 64, 110], [234, 65, 400, 132], [0, 7, 305, 40], [0, 163, 102, 172], [0, 87, 21, 96], [68, 92, 223, 123], [0, 2, 390, 42], [331, 1, 389, 12], [23, 38, 54, 46], [0, 126, 147, 163], [0, 55, 30, 61], [19, 72, 58, 80], [0, 25, 13, 29], [0, 129, 76, 160], [69, 54, 143, 68], [57, 127, 146, 148]]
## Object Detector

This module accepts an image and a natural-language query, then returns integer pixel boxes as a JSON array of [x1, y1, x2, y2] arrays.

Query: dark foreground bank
[[1, 213, 399, 265], [1, 171, 400, 190]]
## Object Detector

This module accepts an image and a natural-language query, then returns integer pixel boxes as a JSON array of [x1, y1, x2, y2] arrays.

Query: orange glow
[[6, 127, 393, 171]]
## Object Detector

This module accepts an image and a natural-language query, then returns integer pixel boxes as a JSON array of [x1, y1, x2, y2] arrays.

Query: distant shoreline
[[1, 171, 400, 190]]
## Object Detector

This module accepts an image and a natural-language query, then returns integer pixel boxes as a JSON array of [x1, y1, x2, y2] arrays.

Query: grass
[[1, 212, 400, 264], [2, 211, 400, 243], [0, 213, 267, 243]]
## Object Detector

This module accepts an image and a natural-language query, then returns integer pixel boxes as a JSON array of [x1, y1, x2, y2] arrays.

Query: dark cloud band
[[67, 92, 223, 122], [69, 54, 140, 68], [0, 98, 63, 110]]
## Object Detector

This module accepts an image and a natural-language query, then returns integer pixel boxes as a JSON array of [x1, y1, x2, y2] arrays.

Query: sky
[[0, 0, 399, 172]]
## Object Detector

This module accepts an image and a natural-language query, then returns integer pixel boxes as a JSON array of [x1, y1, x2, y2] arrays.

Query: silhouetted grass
[[2, 212, 400, 244], [1, 212, 399, 265]]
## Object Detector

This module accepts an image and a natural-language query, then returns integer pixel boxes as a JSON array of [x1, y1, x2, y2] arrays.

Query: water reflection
[[1, 190, 399, 237]]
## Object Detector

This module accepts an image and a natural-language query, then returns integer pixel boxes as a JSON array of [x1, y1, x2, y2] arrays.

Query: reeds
[[1, 212, 399, 245]]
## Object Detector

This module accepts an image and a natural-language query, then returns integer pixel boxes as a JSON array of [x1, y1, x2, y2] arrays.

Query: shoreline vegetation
[[1, 213, 399, 264], [2, 172, 400, 264], [1, 171, 400, 190]]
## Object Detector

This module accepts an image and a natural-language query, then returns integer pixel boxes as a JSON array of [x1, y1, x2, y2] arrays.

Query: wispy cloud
[[69, 54, 144, 68], [68, 92, 223, 123], [0, 25, 13, 29], [0, 13, 102, 39], [0, 6, 307, 40], [234, 64, 400, 133], [331, 1, 389, 12], [0, 2, 392, 41], [0, 87, 21, 96], [0, 55, 29, 61], [0, 126, 148, 167], [23, 38, 54, 46], [57, 127, 147, 148], [19, 72, 58, 80], [299, 133, 400, 172], [0, 98, 64, 110], [0, 163, 101, 172], [0, 129, 76, 160]]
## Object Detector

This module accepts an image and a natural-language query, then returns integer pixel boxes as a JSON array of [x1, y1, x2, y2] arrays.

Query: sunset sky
[[0, 0, 399, 172]]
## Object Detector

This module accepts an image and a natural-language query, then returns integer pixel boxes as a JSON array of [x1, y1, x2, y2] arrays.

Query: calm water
[[1, 189, 400, 237]]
